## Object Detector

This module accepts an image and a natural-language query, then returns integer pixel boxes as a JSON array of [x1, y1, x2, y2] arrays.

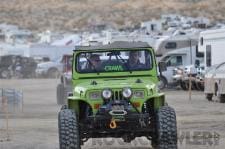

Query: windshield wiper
[[117, 55, 132, 74]]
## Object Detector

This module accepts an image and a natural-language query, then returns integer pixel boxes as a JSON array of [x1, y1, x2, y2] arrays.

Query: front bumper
[[80, 111, 153, 139], [80, 100, 153, 137], [172, 74, 182, 82]]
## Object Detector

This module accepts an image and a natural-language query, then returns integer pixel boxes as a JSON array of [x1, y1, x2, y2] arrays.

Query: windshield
[[76, 50, 153, 73]]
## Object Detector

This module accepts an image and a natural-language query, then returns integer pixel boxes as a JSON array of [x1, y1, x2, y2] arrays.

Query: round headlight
[[102, 89, 112, 99], [122, 88, 132, 98]]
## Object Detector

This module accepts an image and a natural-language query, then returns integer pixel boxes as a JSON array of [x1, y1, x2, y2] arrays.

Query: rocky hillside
[[0, 0, 224, 31]]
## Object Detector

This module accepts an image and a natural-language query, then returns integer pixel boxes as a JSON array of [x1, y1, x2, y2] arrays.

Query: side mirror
[[158, 61, 167, 74]]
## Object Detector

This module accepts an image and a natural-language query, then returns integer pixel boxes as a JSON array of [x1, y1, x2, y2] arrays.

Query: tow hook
[[109, 119, 117, 129]]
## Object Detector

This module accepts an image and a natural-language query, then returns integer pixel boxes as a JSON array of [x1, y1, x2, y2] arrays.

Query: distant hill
[[0, 0, 224, 31]]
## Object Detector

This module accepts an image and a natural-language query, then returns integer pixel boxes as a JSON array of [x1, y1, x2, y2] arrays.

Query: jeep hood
[[74, 77, 157, 93]]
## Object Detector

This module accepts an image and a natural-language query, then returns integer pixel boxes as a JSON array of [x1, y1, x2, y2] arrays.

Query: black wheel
[[57, 84, 67, 105], [152, 106, 177, 149], [0, 69, 11, 79], [191, 82, 198, 90], [183, 81, 197, 91], [158, 76, 167, 90], [206, 93, 213, 101], [196, 82, 204, 91], [180, 81, 188, 90], [218, 94, 225, 103], [58, 108, 80, 149]]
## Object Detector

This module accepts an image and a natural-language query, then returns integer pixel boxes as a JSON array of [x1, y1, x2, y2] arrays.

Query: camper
[[156, 35, 204, 89], [198, 28, 225, 100], [198, 28, 225, 68]]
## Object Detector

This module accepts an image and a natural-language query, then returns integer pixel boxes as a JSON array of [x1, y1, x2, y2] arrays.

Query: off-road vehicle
[[0, 55, 37, 79], [58, 41, 177, 149]]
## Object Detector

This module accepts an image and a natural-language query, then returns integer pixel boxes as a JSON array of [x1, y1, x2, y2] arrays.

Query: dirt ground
[[0, 79, 225, 149]]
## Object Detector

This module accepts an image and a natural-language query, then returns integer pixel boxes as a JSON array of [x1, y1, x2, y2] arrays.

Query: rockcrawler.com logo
[[178, 131, 220, 146], [90, 131, 220, 147]]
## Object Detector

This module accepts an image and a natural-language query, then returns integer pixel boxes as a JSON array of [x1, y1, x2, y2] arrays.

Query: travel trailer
[[198, 28, 225, 69]]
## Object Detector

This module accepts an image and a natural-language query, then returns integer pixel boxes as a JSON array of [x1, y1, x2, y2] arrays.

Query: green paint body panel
[[68, 46, 165, 115]]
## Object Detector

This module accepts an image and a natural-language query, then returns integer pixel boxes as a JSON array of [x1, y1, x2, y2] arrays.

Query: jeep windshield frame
[[75, 49, 153, 74], [72, 42, 158, 79]]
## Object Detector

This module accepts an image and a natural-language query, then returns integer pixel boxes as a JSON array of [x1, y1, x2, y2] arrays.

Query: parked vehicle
[[158, 46, 203, 89], [198, 29, 225, 101], [198, 28, 225, 69], [57, 55, 73, 105], [154, 34, 204, 89], [172, 64, 204, 91], [204, 62, 225, 103], [0, 55, 17, 79], [58, 41, 177, 149], [195, 65, 205, 91], [33, 56, 51, 64], [20, 57, 37, 78], [36, 57, 63, 78], [0, 55, 37, 79]]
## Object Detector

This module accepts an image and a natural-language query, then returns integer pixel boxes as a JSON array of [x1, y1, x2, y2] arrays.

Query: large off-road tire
[[58, 109, 80, 149], [206, 93, 213, 101], [57, 84, 66, 105], [152, 106, 177, 149]]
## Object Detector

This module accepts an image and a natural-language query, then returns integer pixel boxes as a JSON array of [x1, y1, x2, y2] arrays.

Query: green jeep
[[58, 41, 177, 149]]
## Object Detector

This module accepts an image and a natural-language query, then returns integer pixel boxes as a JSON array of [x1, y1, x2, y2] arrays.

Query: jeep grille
[[111, 90, 125, 100]]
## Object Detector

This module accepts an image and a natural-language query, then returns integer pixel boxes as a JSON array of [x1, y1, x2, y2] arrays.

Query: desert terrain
[[0, 0, 224, 31]]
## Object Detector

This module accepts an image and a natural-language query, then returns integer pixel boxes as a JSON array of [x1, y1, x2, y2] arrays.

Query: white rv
[[198, 28, 225, 69], [156, 35, 204, 88]]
